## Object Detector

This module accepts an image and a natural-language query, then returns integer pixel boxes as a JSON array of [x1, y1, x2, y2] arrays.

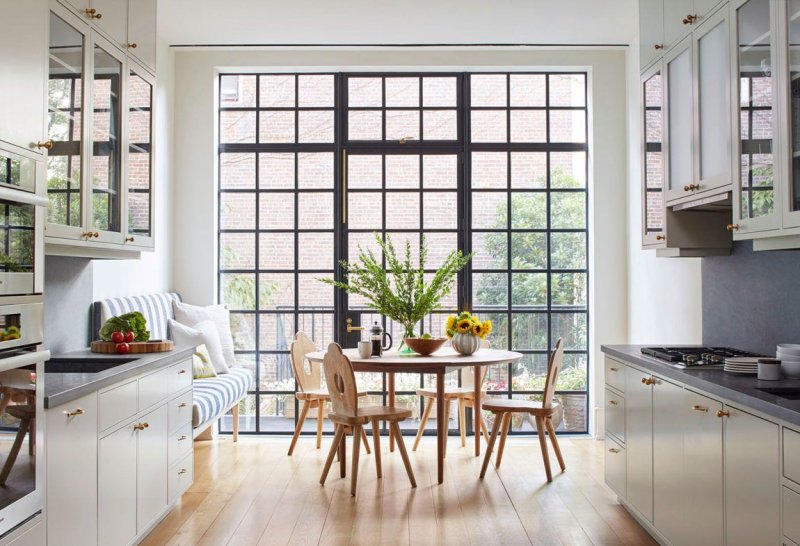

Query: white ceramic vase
[[452, 333, 480, 355]]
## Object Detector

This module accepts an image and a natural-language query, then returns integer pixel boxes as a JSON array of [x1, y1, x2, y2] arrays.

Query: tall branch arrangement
[[319, 233, 472, 336]]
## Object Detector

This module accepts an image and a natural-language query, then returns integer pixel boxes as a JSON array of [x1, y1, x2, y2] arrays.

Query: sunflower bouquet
[[445, 311, 492, 355]]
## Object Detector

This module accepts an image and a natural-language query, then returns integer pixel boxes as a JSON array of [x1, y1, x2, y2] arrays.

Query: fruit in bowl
[[403, 335, 447, 356]]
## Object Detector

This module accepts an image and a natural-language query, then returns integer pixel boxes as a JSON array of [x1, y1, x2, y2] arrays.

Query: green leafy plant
[[319, 233, 472, 341], [100, 312, 150, 342]]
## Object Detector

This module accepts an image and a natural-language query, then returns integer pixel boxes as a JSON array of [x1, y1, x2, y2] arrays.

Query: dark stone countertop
[[602, 345, 800, 428], [44, 346, 195, 409]]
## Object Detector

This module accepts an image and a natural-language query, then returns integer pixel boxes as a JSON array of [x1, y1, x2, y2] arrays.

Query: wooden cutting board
[[90, 340, 174, 354]]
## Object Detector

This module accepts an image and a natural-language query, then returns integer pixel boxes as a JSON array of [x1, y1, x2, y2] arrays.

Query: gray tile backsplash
[[44, 255, 93, 353], [703, 241, 800, 355]]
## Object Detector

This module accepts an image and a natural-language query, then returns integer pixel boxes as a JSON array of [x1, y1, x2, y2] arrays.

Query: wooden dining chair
[[288, 332, 371, 457], [479, 338, 566, 483], [412, 339, 492, 454], [0, 404, 35, 485], [320, 343, 416, 496]]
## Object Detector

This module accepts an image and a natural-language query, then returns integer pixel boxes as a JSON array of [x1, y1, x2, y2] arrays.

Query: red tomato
[[111, 331, 125, 344], [124, 331, 135, 343], [115, 342, 130, 354]]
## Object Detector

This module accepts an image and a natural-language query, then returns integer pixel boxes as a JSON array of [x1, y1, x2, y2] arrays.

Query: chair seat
[[297, 389, 368, 401], [329, 405, 412, 425], [5, 405, 34, 420], [416, 386, 485, 399], [481, 398, 560, 416]]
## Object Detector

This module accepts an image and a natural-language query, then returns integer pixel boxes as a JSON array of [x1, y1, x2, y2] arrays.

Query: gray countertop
[[602, 345, 800, 427], [44, 346, 195, 409]]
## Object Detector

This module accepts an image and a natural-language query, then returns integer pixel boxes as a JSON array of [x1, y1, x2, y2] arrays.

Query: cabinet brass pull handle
[[608, 448, 621, 454], [84, 8, 102, 19], [683, 14, 697, 25], [133, 422, 150, 431], [641, 377, 654, 386], [63, 408, 84, 417], [178, 402, 187, 408], [34, 140, 54, 150], [178, 469, 188, 475], [683, 183, 700, 192], [178, 369, 187, 374], [609, 367, 618, 372], [125, 236, 135, 243], [716, 410, 730, 418], [656, 235, 666, 241], [727, 224, 740, 232], [609, 400, 619, 406], [178, 435, 187, 441], [654, 44, 664, 50], [692, 405, 708, 412], [126, 43, 138, 49]]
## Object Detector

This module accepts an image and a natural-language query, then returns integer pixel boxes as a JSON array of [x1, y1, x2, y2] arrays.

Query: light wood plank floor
[[144, 435, 655, 546]]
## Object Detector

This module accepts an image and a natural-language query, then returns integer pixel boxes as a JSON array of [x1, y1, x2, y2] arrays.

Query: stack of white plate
[[724, 357, 759, 375], [777, 345, 800, 378]]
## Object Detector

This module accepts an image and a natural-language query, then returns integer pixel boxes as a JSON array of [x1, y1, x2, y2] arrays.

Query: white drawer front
[[169, 390, 193, 433], [138, 365, 173, 411], [168, 452, 193, 503], [605, 357, 625, 393], [168, 423, 193, 465], [784, 486, 800, 544], [99, 379, 138, 432], [170, 359, 192, 396], [784, 427, 800, 485], [605, 388, 625, 443], [605, 436, 626, 497]]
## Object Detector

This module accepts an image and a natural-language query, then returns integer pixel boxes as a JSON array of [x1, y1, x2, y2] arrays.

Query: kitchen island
[[601, 345, 800, 546]]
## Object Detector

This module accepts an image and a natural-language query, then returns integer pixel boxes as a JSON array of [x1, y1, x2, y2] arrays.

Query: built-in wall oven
[[0, 146, 48, 536]]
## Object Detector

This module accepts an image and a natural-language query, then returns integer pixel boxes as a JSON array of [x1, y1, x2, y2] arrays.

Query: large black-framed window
[[218, 71, 589, 435]]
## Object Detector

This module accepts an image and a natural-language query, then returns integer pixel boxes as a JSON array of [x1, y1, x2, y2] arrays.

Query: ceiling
[[158, 0, 637, 47]]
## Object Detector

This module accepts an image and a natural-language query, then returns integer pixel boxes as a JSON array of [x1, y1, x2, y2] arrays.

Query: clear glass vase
[[398, 324, 416, 355]]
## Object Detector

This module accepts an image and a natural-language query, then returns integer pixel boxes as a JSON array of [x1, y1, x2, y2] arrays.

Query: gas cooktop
[[640, 346, 764, 368]]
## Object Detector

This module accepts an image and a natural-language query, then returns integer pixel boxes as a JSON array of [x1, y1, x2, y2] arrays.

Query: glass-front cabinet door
[[665, 37, 695, 202], [90, 36, 124, 243], [783, 0, 800, 228], [732, 0, 780, 234], [124, 63, 154, 247], [46, 8, 87, 239], [642, 65, 666, 247]]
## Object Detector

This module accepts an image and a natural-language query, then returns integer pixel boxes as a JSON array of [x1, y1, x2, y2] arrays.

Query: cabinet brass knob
[[609, 400, 619, 406], [84, 8, 102, 19], [692, 405, 708, 412], [178, 402, 187, 408], [126, 43, 138, 49], [609, 367, 618, 372], [683, 183, 700, 192], [133, 422, 150, 431], [63, 408, 84, 417], [656, 235, 666, 241], [178, 435, 187, 441], [654, 44, 664, 50], [608, 448, 621, 454], [727, 224, 740, 232], [641, 377, 654, 386], [716, 410, 730, 418], [683, 14, 697, 25], [34, 140, 54, 150], [125, 236, 135, 243]]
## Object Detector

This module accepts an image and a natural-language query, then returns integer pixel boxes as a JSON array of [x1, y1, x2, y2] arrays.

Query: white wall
[[92, 38, 175, 300], [170, 47, 630, 434], [624, 7, 703, 345]]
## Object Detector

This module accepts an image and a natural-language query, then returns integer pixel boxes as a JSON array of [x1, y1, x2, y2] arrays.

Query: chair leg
[[480, 413, 504, 479], [0, 417, 29, 485], [320, 424, 345, 485], [339, 428, 347, 478], [316, 401, 324, 450], [413, 398, 433, 451], [288, 400, 311, 456], [545, 416, 566, 471], [458, 398, 467, 448], [28, 418, 35, 456], [350, 425, 362, 496], [361, 427, 371, 455], [391, 421, 416, 488], [480, 415, 491, 445], [372, 418, 382, 479], [443, 400, 450, 458], [232, 403, 239, 443], [495, 412, 512, 469], [535, 416, 553, 482]]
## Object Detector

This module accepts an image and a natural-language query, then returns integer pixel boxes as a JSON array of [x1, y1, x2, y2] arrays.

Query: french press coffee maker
[[370, 322, 393, 356]]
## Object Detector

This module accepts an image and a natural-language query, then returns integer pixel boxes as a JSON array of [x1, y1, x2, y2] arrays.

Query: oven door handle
[[0, 187, 48, 208], [0, 350, 50, 373]]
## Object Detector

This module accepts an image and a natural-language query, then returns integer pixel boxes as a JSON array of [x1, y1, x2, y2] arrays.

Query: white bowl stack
[[776, 344, 800, 378]]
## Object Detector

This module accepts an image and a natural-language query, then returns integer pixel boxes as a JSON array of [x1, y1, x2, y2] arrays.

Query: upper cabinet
[[664, 0, 726, 50], [0, 0, 49, 154], [781, 0, 800, 230], [57, 0, 156, 73], [640, 0, 665, 69], [665, 38, 695, 202]]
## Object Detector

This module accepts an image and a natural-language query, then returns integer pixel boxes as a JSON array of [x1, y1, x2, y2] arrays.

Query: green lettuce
[[99, 312, 151, 342]]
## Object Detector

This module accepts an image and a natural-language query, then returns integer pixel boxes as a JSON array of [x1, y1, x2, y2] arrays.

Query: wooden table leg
[[436, 371, 445, 484], [474, 365, 481, 457], [388, 372, 395, 453]]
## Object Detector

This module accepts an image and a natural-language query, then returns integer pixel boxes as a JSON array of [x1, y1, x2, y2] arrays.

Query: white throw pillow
[[172, 301, 236, 369], [169, 319, 230, 374]]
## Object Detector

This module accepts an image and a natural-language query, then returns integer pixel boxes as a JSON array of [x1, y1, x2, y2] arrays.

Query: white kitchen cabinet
[[45, 391, 98, 546], [624, 366, 653, 522], [0, 0, 48, 155], [137, 404, 168, 533], [665, 38, 695, 203], [724, 405, 780, 546], [780, 0, 800, 231], [640, 0, 664, 69], [651, 377, 684, 545], [98, 422, 137, 546], [683, 389, 724, 546], [90, 0, 127, 47], [1, 515, 44, 546], [605, 388, 625, 443], [664, 0, 696, 49], [60, 0, 91, 13], [604, 436, 626, 497], [127, 0, 157, 72]]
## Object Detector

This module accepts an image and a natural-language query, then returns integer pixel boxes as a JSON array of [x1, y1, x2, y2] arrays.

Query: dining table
[[305, 347, 523, 484]]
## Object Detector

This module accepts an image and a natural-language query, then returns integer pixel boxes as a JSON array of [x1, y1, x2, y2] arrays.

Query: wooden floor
[[144, 434, 656, 546]]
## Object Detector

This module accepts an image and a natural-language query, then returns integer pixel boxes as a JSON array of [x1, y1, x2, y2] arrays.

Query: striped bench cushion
[[192, 368, 253, 428], [94, 293, 182, 341]]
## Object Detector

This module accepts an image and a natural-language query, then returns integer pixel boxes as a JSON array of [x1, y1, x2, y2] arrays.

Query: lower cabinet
[[724, 405, 780, 546], [624, 366, 653, 521], [683, 390, 723, 546], [99, 422, 137, 546], [652, 377, 684, 545], [137, 404, 169, 533], [604, 436, 626, 496]]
